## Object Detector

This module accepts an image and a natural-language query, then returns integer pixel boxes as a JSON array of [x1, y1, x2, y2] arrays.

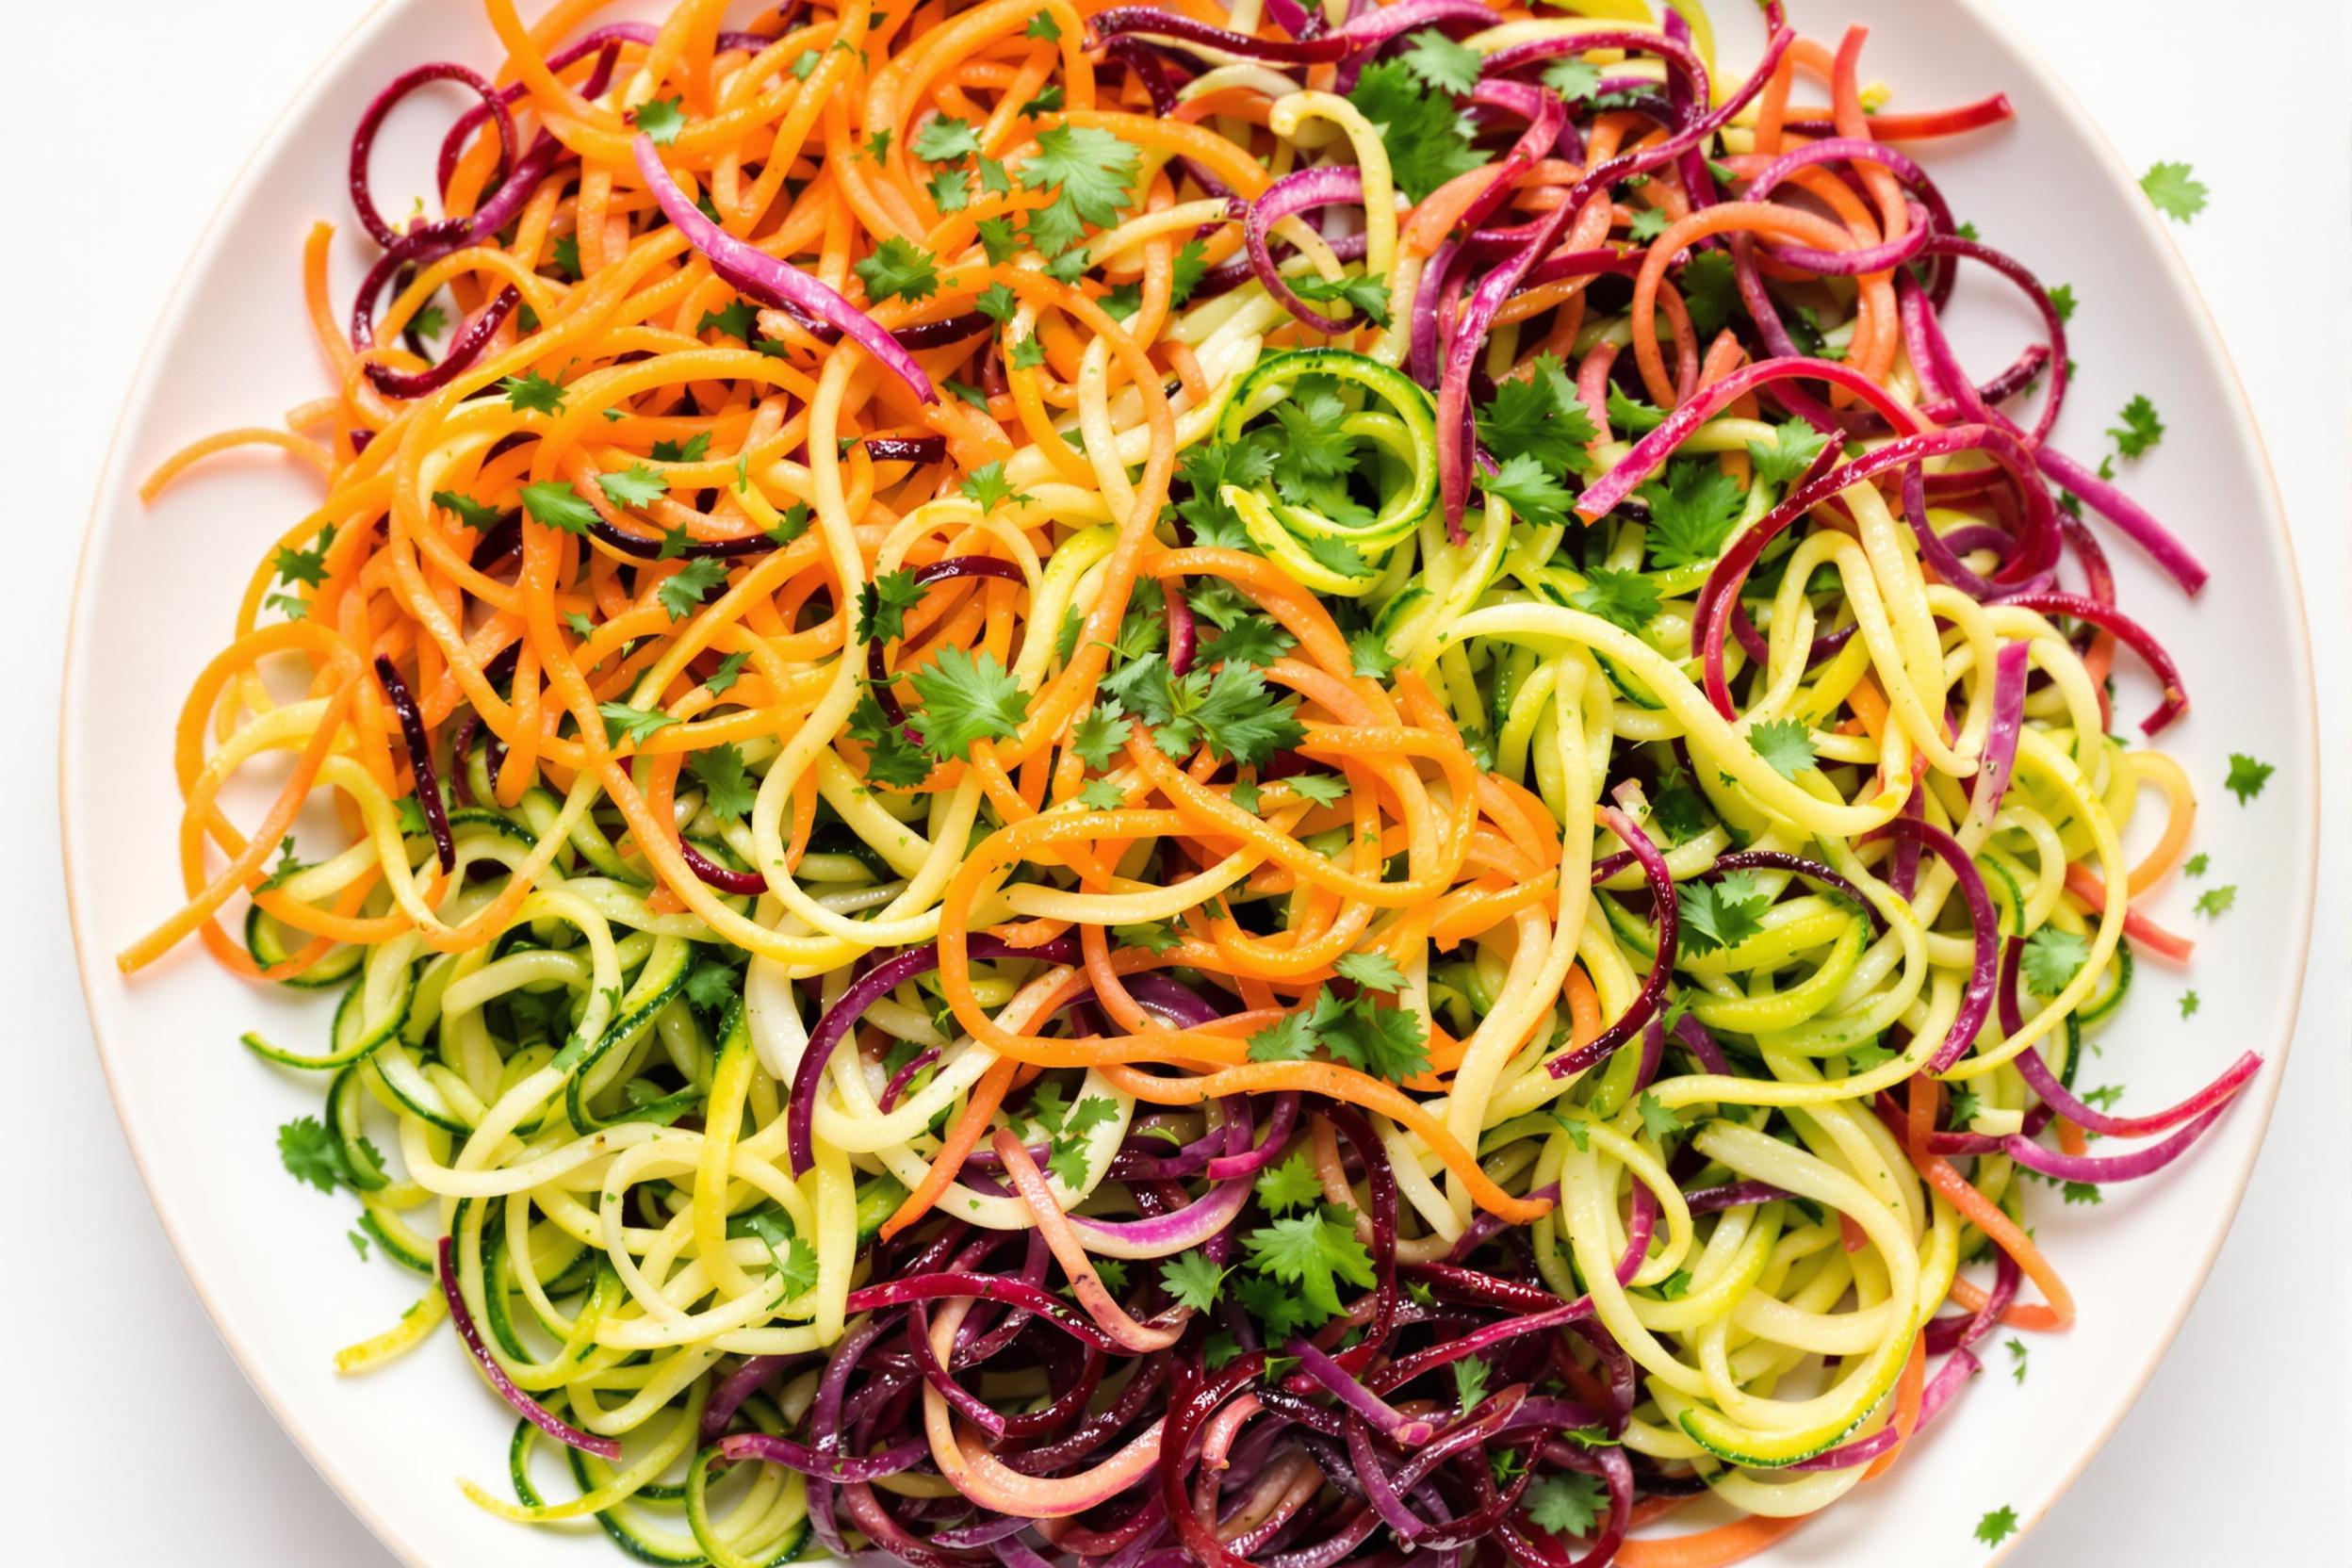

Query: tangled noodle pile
[[124, 0, 2258, 1561]]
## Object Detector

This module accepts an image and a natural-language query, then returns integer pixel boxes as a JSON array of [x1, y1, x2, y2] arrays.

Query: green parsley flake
[[2224, 752, 2274, 804], [2139, 161, 2207, 222]]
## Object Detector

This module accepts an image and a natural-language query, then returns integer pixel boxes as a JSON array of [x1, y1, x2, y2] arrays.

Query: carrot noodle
[[122, 0, 2246, 1560]]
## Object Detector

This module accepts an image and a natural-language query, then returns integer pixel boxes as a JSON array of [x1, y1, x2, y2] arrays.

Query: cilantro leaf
[[1533, 49, 1604, 98], [600, 702, 681, 748], [1525, 1471, 1607, 1538], [959, 460, 1021, 513], [2048, 283, 2077, 322], [1568, 567, 1660, 634], [2180, 990, 2200, 1018], [1186, 662, 1306, 766], [857, 569, 927, 645], [1974, 1506, 2019, 1545], [1019, 124, 1139, 246], [1248, 1011, 1317, 1064], [2106, 394, 2164, 458], [2006, 1336, 2029, 1385], [1243, 1207, 1376, 1321], [1114, 920, 1181, 955], [1636, 1092, 1685, 1142], [1300, 534, 1373, 580], [854, 237, 939, 302], [521, 480, 600, 535], [1745, 418, 1829, 488], [1311, 986, 1429, 1082], [1160, 1250, 1226, 1312], [1477, 355, 1598, 474], [598, 464, 668, 509], [705, 650, 750, 695], [1641, 458, 1745, 569], [271, 525, 336, 588], [1482, 451, 1576, 527], [2192, 884, 2236, 919], [907, 646, 1029, 759], [1025, 11, 1060, 39], [651, 431, 712, 464], [1234, 1272, 1317, 1341], [1070, 704, 1133, 768], [1677, 250, 1741, 337], [689, 743, 758, 820], [657, 558, 729, 621], [1288, 270, 1393, 325], [2020, 926, 2089, 995], [632, 96, 687, 145], [433, 490, 506, 531], [1287, 773, 1347, 806], [911, 114, 980, 163], [975, 216, 1024, 265], [1334, 951, 1406, 992], [1748, 717, 1816, 779], [1452, 1355, 1490, 1413], [1608, 384, 1666, 435], [699, 299, 759, 341], [1078, 778, 1126, 809], [1201, 616, 1294, 671], [1347, 60, 1490, 202], [1401, 28, 1482, 94], [500, 369, 567, 415], [1350, 629, 1397, 680], [2139, 161, 2207, 222], [2185, 852, 2210, 876], [1175, 434, 1277, 547], [277, 1117, 351, 1194], [683, 956, 740, 1010], [1680, 871, 1769, 956], [2224, 752, 2274, 805], [767, 502, 811, 546], [1043, 1094, 1119, 1187], [1254, 1152, 1325, 1214], [973, 282, 1019, 323], [1652, 766, 1711, 844], [1170, 238, 1209, 305]]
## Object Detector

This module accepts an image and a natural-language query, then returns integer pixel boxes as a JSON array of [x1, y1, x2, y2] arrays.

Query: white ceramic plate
[[62, 1, 2317, 1564]]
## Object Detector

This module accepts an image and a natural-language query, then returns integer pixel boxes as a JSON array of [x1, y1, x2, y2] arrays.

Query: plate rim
[[57, 2, 2321, 1564]]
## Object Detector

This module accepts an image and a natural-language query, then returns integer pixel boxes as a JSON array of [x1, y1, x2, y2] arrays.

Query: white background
[[4, 0, 2344, 1561]]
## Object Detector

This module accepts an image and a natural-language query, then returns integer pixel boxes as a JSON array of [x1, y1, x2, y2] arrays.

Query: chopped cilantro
[[2020, 926, 2090, 994], [1747, 717, 1816, 779], [1160, 1250, 1226, 1311], [499, 369, 566, 415], [688, 743, 757, 820], [1641, 458, 1745, 569], [1347, 60, 1490, 202], [907, 647, 1029, 760], [657, 558, 729, 621], [600, 702, 681, 748], [2224, 752, 2273, 805], [2139, 161, 2207, 222], [2106, 394, 2164, 458], [853, 237, 939, 302], [520, 480, 599, 535], [1680, 871, 1769, 956]]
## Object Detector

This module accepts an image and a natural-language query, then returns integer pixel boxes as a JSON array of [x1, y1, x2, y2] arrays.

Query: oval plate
[[61, 0, 2317, 1563]]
